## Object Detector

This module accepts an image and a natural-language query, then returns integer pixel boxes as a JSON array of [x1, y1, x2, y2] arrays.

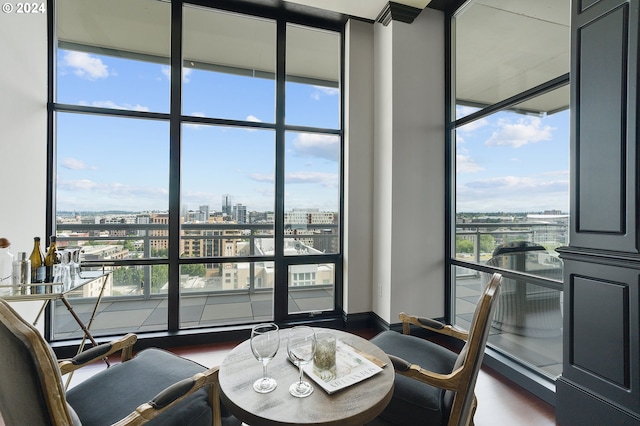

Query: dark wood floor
[[168, 337, 557, 425], [166, 333, 557, 426], [2, 330, 557, 426]]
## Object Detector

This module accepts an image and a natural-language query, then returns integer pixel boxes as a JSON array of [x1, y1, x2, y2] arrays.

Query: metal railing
[[55, 221, 339, 301]]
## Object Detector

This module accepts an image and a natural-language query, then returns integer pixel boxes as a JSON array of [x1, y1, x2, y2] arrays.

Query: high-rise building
[[198, 205, 210, 222], [221, 194, 232, 216], [233, 204, 247, 224]]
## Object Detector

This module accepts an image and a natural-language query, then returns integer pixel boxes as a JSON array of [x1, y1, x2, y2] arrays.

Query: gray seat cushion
[[66, 348, 237, 426], [370, 330, 458, 425]]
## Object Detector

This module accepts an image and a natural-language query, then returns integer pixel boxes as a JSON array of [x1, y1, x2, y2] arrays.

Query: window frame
[[445, 0, 570, 402], [47, 0, 345, 341]]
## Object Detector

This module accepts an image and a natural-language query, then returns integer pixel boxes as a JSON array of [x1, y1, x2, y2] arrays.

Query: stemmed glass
[[287, 326, 316, 398], [250, 323, 280, 393]]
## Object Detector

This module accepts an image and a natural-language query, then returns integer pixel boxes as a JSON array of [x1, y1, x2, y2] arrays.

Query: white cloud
[[456, 105, 481, 119], [80, 100, 149, 112], [58, 179, 168, 201], [59, 179, 98, 190], [183, 68, 193, 83], [249, 173, 274, 183], [61, 158, 95, 171], [246, 115, 262, 123], [291, 133, 339, 162], [249, 171, 338, 188], [311, 86, 339, 100], [183, 112, 206, 129], [62, 51, 109, 80], [456, 174, 569, 212], [161, 66, 192, 83], [486, 117, 553, 148], [456, 154, 483, 173], [286, 171, 338, 187], [457, 116, 489, 132]]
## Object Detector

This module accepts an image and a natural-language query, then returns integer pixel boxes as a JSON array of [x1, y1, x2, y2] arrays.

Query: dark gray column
[[556, 0, 640, 424]]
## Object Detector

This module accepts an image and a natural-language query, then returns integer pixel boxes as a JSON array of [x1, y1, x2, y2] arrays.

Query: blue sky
[[55, 49, 569, 215], [56, 49, 340, 213], [456, 105, 569, 213]]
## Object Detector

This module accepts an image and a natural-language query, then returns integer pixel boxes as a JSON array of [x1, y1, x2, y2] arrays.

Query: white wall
[[390, 8, 445, 320], [0, 9, 49, 327], [343, 19, 375, 314], [372, 8, 446, 323], [372, 17, 395, 321], [0, 11, 48, 254]]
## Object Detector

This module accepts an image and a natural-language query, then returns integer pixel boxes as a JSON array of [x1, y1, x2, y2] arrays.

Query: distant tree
[[151, 248, 168, 258], [456, 238, 474, 254], [479, 234, 495, 253], [151, 265, 168, 292], [113, 267, 143, 287], [120, 240, 136, 251], [182, 264, 206, 277]]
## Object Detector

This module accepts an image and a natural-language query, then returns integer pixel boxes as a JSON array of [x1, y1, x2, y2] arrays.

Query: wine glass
[[250, 323, 280, 393], [287, 326, 316, 398]]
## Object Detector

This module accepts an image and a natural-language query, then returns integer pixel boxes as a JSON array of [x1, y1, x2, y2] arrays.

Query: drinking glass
[[53, 249, 71, 292], [68, 247, 83, 287], [287, 326, 316, 398], [250, 323, 280, 393]]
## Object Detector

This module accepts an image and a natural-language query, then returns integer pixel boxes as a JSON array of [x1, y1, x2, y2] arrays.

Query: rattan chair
[[0, 298, 239, 426], [369, 273, 502, 426]]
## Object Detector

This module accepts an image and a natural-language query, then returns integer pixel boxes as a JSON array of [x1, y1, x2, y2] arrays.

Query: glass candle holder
[[313, 331, 336, 381]]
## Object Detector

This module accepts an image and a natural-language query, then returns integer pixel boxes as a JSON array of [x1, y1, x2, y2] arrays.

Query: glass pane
[[454, 86, 568, 380], [455, 225, 566, 281], [56, 113, 170, 257], [51, 265, 168, 339], [183, 6, 276, 122], [182, 222, 274, 258], [286, 24, 340, 129], [287, 263, 335, 315], [284, 131, 340, 255], [453, 266, 562, 379], [181, 125, 275, 258], [180, 261, 274, 328], [455, 88, 569, 278], [56, 0, 170, 113], [455, 0, 570, 119]]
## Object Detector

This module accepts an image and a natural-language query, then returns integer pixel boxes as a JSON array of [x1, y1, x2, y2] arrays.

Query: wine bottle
[[44, 235, 58, 283], [30, 237, 46, 289]]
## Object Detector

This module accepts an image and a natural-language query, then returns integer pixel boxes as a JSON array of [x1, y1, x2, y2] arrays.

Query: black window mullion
[[168, 0, 183, 332], [273, 19, 287, 322], [45, 0, 56, 342]]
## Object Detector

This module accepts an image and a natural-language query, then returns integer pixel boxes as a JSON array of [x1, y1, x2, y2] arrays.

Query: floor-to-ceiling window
[[50, 0, 343, 340], [449, 0, 570, 382]]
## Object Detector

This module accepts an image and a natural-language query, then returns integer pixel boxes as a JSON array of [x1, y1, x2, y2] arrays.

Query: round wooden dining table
[[218, 327, 394, 426]]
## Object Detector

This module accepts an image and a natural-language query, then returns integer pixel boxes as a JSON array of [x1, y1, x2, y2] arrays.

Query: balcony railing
[[55, 221, 339, 301], [455, 220, 566, 287], [454, 220, 567, 378]]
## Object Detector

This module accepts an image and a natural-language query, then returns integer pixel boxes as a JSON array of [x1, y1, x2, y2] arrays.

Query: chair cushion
[[66, 348, 214, 426], [370, 330, 458, 425]]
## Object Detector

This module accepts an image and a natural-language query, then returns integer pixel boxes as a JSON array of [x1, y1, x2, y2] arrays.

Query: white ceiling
[[282, 0, 432, 20], [57, 0, 571, 113], [282, 0, 571, 113], [455, 0, 571, 114]]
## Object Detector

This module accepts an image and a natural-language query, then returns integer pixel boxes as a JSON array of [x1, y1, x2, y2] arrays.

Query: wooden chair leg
[[467, 395, 478, 426]]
